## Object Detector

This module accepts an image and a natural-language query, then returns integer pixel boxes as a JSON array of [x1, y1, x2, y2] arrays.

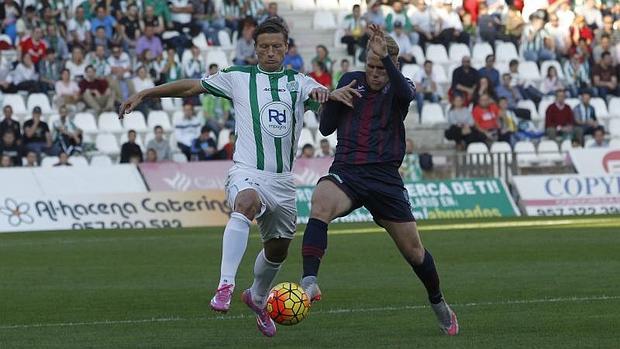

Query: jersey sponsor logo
[[286, 81, 299, 92], [260, 101, 293, 138], [263, 87, 286, 92]]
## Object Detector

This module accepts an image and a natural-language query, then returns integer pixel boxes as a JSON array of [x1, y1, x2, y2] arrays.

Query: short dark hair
[[302, 143, 314, 151], [209, 63, 219, 70], [594, 126, 605, 135], [46, 48, 56, 55], [154, 125, 163, 132], [602, 51, 612, 59], [201, 125, 211, 134], [509, 59, 519, 67], [85, 64, 95, 72], [486, 54, 495, 61], [253, 17, 288, 43], [424, 60, 433, 66], [341, 58, 350, 65], [128, 129, 136, 136]]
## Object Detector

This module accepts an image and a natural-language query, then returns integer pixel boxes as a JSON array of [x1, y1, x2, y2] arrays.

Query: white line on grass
[[1, 295, 618, 330]]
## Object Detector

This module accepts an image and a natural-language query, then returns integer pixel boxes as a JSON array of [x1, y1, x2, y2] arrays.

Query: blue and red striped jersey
[[320, 56, 416, 167]]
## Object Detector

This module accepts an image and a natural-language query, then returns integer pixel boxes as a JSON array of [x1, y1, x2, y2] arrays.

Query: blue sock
[[411, 249, 443, 304], [302, 218, 328, 277]]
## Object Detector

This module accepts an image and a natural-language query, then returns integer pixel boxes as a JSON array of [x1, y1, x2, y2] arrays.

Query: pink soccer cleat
[[241, 289, 277, 337], [431, 300, 459, 336], [300, 276, 322, 304], [210, 283, 234, 313]]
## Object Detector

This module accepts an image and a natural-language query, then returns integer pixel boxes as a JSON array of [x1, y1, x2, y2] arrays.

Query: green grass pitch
[[1, 216, 619, 348]]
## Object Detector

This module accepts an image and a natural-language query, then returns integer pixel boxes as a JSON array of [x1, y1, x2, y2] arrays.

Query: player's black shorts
[[319, 163, 415, 223]]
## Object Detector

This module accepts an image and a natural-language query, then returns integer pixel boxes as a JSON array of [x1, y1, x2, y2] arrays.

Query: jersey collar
[[257, 64, 285, 75]]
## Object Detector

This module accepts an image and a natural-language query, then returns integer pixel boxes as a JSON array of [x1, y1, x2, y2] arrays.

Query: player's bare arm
[[118, 79, 205, 119]]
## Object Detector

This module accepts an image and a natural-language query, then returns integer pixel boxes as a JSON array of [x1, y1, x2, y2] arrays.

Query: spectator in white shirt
[[65, 46, 88, 80], [390, 22, 415, 67], [1, 54, 40, 93], [175, 103, 203, 161], [414, 60, 442, 117], [130, 65, 158, 115], [434, 1, 469, 49], [184, 45, 205, 79], [410, 0, 436, 49], [67, 6, 92, 48]]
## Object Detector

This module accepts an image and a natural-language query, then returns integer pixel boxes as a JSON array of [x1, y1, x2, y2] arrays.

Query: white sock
[[218, 212, 251, 288], [250, 249, 283, 308]]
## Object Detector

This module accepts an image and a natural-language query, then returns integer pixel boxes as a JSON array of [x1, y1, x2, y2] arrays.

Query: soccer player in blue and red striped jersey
[[300, 25, 459, 336]]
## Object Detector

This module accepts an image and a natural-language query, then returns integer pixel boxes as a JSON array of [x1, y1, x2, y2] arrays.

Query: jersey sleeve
[[200, 69, 234, 100], [299, 73, 327, 102]]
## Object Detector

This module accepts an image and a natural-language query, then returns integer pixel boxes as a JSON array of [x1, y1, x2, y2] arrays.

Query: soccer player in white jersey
[[118, 18, 329, 337]]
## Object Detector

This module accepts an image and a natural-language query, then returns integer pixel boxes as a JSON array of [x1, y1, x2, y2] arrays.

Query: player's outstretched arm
[[118, 79, 205, 119]]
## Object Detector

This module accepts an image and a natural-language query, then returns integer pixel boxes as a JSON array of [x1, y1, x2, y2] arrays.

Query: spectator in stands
[[136, 24, 163, 59], [0, 0, 20, 44], [332, 59, 350, 89], [363, 0, 384, 27], [477, 54, 500, 88], [477, 3, 505, 47], [202, 65, 233, 134], [14, 4, 33, 38], [120, 130, 143, 164], [450, 56, 479, 104], [68, 6, 92, 49], [194, 0, 220, 45], [569, 36, 593, 64], [473, 93, 501, 142], [184, 46, 205, 79], [0, 105, 20, 141], [414, 60, 442, 117], [299, 143, 315, 159], [92, 26, 111, 54], [219, 132, 235, 160], [146, 125, 172, 162], [161, 47, 182, 84], [2, 54, 40, 93], [24, 151, 38, 167], [175, 103, 202, 160], [434, 0, 469, 48], [504, 5, 525, 47], [65, 46, 88, 80], [108, 44, 131, 80], [191, 125, 217, 161], [540, 66, 565, 96], [316, 139, 333, 158], [593, 35, 618, 64], [545, 13, 569, 56], [0, 130, 22, 166], [309, 61, 332, 90], [411, 0, 436, 49], [233, 22, 257, 65], [312, 45, 333, 73], [19, 27, 46, 65], [569, 15, 593, 49], [564, 53, 591, 97], [592, 51, 619, 99], [0, 154, 11, 167], [22, 106, 51, 157], [391, 22, 415, 67], [521, 12, 556, 63], [545, 89, 575, 140], [79, 65, 115, 114], [385, 1, 411, 34], [90, 5, 115, 39], [472, 76, 497, 106], [141, 5, 166, 36], [145, 148, 158, 163], [170, 0, 194, 33], [131, 66, 157, 115], [497, 97, 518, 145], [118, 3, 141, 50], [557, 1, 576, 30], [508, 59, 542, 106], [38, 48, 61, 92], [144, 0, 172, 27], [578, 0, 603, 29], [445, 93, 485, 149], [573, 89, 599, 144], [44, 25, 68, 62], [595, 15, 620, 45], [89, 45, 112, 77], [54, 68, 81, 109], [51, 105, 82, 155], [341, 4, 367, 58], [53, 151, 72, 166], [283, 42, 304, 72], [588, 126, 608, 148], [259, 2, 283, 25]]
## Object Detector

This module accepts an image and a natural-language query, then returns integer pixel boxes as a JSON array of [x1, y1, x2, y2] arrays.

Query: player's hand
[[368, 24, 388, 58], [329, 79, 361, 108], [309, 87, 330, 103], [118, 92, 144, 120]]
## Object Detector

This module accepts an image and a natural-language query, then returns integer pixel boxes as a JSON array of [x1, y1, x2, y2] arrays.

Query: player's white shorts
[[225, 164, 296, 242]]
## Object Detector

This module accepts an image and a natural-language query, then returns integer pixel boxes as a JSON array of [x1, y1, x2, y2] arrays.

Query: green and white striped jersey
[[200, 65, 324, 173]]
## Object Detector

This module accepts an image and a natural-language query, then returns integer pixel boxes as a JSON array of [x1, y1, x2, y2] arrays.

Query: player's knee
[[265, 249, 287, 263], [310, 196, 337, 222], [234, 192, 261, 220], [406, 244, 425, 265]]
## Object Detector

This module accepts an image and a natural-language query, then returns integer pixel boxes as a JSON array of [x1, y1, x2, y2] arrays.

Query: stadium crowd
[[0, 0, 619, 169]]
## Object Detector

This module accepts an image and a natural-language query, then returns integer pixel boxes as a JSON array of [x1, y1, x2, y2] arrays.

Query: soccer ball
[[266, 282, 310, 325]]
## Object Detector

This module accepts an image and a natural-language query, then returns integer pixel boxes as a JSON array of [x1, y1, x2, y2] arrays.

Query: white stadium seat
[[517, 100, 540, 120], [540, 60, 564, 79], [2, 93, 27, 116], [161, 97, 182, 112], [425, 44, 449, 64], [584, 138, 595, 148], [90, 154, 113, 166], [609, 138, 620, 149], [71, 155, 89, 167], [206, 50, 230, 69], [411, 45, 425, 65], [590, 97, 609, 119], [316, 130, 337, 150], [490, 141, 512, 153], [98, 112, 123, 133], [303, 110, 319, 129], [95, 134, 120, 155], [119, 132, 145, 149], [467, 142, 489, 164], [609, 119, 620, 137], [538, 98, 555, 121], [41, 156, 58, 168], [123, 111, 149, 133], [401, 64, 421, 81], [292, 0, 316, 10], [173, 152, 188, 162], [448, 43, 471, 63], [26, 93, 53, 115], [514, 141, 538, 166], [560, 139, 573, 153], [217, 128, 231, 150], [433, 64, 449, 84], [73, 112, 98, 134], [218, 30, 233, 49], [191, 33, 209, 51], [565, 98, 580, 110], [147, 110, 173, 131], [608, 97, 620, 118], [298, 127, 315, 151], [495, 42, 519, 63], [518, 61, 542, 81], [313, 11, 337, 29], [420, 103, 445, 125], [316, 0, 340, 10], [537, 140, 563, 164], [472, 42, 493, 63]]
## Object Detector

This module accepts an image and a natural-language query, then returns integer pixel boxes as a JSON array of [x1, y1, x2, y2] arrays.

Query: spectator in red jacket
[[545, 89, 575, 139], [308, 61, 332, 89], [19, 27, 47, 65], [472, 93, 500, 141]]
